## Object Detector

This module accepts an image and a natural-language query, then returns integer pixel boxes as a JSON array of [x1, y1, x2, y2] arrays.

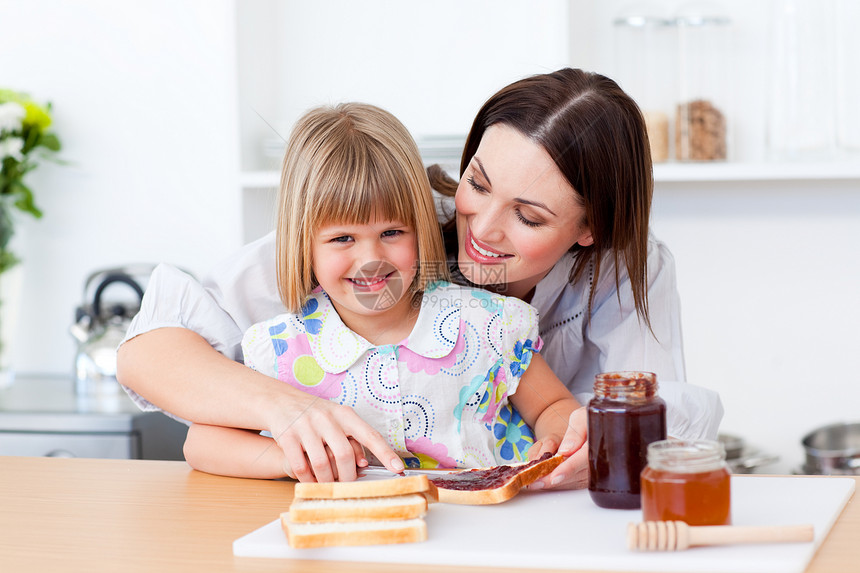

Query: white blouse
[[121, 231, 722, 439], [530, 238, 722, 440]]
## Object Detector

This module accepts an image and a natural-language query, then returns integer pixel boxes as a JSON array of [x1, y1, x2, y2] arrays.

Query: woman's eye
[[466, 176, 488, 194], [516, 210, 542, 228]]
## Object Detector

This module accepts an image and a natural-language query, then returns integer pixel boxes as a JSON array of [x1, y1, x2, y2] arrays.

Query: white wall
[[237, 0, 571, 172], [652, 180, 860, 474], [1, 0, 241, 375]]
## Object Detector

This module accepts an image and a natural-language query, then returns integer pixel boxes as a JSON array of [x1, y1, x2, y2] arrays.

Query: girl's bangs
[[310, 149, 416, 229]]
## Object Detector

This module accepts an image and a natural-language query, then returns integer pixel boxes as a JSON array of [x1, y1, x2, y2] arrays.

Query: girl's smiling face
[[311, 218, 419, 341], [454, 124, 594, 300]]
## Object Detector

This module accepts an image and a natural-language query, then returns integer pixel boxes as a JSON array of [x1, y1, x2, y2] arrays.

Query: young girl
[[182, 103, 584, 482]]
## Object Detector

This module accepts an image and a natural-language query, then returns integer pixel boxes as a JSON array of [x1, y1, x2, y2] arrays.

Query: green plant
[[0, 89, 62, 275]]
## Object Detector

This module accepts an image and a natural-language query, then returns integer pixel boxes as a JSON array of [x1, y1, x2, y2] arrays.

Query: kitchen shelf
[[654, 159, 860, 183], [240, 158, 860, 191]]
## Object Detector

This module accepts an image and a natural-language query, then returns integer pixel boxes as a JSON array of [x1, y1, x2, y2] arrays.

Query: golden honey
[[640, 439, 731, 526]]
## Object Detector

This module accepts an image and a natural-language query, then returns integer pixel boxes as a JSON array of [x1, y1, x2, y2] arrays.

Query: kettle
[[70, 266, 151, 395]]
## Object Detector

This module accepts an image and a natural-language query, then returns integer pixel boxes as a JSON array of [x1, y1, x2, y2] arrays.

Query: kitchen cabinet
[[0, 375, 187, 460]]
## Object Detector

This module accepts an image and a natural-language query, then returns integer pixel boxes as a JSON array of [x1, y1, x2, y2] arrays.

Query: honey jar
[[587, 371, 666, 509], [641, 439, 732, 525]]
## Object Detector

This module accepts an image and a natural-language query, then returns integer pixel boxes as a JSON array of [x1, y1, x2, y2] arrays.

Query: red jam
[[587, 372, 666, 510], [429, 452, 553, 491]]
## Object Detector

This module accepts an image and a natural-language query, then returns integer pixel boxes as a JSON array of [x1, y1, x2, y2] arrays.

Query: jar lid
[[673, 14, 731, 26], [674, 2, 732, 26], [593, 371, 658, 400], [613, 15, 673, 27]]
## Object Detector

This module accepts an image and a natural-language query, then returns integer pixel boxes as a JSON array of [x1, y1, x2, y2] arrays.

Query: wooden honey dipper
[[627, 521, 814, 551]]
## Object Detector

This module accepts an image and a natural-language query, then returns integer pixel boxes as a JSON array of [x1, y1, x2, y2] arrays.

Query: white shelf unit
[[239, 158, 860, 244], [654, 160, 860, 183], [241, 159, 860, 191]]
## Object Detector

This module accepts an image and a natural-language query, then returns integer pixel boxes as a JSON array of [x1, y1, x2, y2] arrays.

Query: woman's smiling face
[[454, 124, 593, 300]]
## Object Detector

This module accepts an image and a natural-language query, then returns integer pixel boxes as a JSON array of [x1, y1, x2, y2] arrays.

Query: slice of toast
[[288, 493, 428, 523], [429, 453, 564, 505], [294, 474, 433, 500], [281, 513, 427, 548]]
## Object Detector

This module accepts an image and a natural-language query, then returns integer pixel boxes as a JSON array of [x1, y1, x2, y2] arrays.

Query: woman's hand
[[526, 407, 588, 490], [265, 393, 405, 483]]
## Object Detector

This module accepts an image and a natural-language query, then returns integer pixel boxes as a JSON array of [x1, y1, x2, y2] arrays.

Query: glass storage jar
[[613, 9, 675, 162], [641, 439, 732, 526], [588, 371, 666, 509], [674, 3, 732, 162], [836, 0, 860, 152], [767, 0, 836, 160]]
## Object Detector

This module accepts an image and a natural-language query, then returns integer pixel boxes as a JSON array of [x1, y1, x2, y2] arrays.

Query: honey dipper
[[627, 521, 814, 551]]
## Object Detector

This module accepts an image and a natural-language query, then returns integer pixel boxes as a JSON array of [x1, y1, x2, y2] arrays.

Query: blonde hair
[[276, 102, 449, 312]]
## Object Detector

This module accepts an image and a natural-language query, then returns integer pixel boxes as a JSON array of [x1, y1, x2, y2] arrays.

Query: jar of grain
[[673, 4, 732, 162]]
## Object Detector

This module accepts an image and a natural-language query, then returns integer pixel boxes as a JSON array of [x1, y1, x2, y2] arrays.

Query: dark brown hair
[[431, 68, 653, 326]]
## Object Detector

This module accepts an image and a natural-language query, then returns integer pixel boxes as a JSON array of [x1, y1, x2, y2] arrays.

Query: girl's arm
[[184, 424, 291, 479], [509, 353, 588, 490], [117, 327, 404, 482]]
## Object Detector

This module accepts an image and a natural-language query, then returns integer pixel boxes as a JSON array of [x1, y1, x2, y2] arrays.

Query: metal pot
[[718, 433, 779, 474], [801, 422, 860, 475]]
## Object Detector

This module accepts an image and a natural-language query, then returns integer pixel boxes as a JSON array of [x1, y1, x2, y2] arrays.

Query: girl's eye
[[381, 229, 402, 238], [331, 235, 353, 243], [516, 210, 542, 228], [466, 176, 488, 193]]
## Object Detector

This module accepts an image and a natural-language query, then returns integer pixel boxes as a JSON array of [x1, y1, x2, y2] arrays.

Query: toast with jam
[[428, 452, 564, 505]]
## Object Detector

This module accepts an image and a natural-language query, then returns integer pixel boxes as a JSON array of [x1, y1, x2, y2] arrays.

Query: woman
[[117, 68, 721, 487]]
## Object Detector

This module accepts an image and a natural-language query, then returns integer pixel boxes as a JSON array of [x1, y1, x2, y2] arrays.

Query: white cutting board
[[234, 476, 854, 572]]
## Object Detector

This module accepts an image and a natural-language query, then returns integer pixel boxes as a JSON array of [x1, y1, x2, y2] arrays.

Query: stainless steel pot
[[801, 422, 860, 475], [718, 433, 779, 474]]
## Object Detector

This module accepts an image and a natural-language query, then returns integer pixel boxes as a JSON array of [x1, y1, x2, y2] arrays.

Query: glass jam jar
[[641, 439, 732, 525], [587, 371, 666, 509]]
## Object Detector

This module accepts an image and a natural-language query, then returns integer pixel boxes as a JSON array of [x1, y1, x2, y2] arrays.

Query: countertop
[[0, 456, 857, 573]]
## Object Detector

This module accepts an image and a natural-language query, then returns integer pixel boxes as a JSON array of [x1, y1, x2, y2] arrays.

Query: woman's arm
[[117, 327, 405, 482], [118, 328, 282, 429], [509, 353, 588, 490]]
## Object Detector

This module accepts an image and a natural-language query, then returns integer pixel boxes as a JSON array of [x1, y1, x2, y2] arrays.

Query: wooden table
[[0, 457, 856, 572]]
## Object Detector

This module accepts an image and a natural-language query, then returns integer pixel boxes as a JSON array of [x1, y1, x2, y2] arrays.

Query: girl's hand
[[267, 396, 404, 483], [526, 407, 588, 490]]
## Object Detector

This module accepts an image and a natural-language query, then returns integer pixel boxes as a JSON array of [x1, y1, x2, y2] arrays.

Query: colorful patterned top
[[241, 281, 543, 469]]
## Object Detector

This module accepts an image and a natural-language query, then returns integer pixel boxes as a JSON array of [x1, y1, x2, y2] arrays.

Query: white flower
[[0, 136, 24, 161], [0, 102, 26, 134]]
